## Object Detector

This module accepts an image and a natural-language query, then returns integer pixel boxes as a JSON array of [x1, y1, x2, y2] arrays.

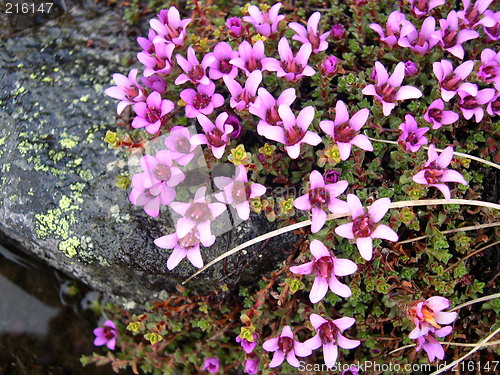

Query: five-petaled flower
[[149, 6, 191, 46], [408, 296, 458, 340], [320, 100, 372, 160], [423, 99, 459, 129], [335, 195, 398, 261], [191, 113, 234, 159], [433, 59, 475, 102], [164, 126, 198, 166], [304, 314, 360, 369], [104, 69, 146, 115], [412, 145, 468, 200], [398, 114, 429, 152], [202, 357, 220, 373], [289, 239, 357, 303], [132, 91, 174, 134], [93, 320, 118, 350], [180, 82, 225, 118], [242, 3, 285, 37], [224, 70, 263, 111], [262, 326, 311, 368], [176, 47, 215, 86], [293, 170, 349, 233], [288, 11, 330, 53], [154, 229, 207, 270], [362, 61, 422, 116], [250, 87, 296, 137]]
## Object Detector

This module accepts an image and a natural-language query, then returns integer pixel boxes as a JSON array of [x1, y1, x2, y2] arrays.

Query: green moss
[[60, 138, 79, 149]]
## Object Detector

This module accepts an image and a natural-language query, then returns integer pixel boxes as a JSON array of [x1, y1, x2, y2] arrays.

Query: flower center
[[206, 127, 226, 148], [219, 59, 233, 74], [145, 105, 162, 124], [184, 202, 213, 223], [428, 108, 443, 122], [193, 93, 211, 109], [175, 136, 192, 153], [308, 187, 329, 208], [265, 106, 282, 126], [424, 168, 445, 184], [247, 57, 262, 73], [333, 123, 357, 143], [179, 230, 199, 248], [189, 65, 205, 81], [441, 73, 462, 91], [318, 321, 338, 345], [352, 213, 373, 237], [459, 95, 479, 110], [232, 180, 250, 204], [313, 256, 334, 279], [442, 30, 458, 48], [278, 337, 294, 355], [284, 125, 305, 145], [102, 326, 116, 340], [375, 83, 397, 103], [153, 164, 171, 181]]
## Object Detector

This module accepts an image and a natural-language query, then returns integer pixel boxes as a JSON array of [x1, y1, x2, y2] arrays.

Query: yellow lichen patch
[[58, 236, 81, 258], [35, 209, 71, 240], [59, 137, 78, 149]]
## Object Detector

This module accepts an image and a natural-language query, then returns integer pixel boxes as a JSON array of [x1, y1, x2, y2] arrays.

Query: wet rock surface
[[0, 1, 296, 305]]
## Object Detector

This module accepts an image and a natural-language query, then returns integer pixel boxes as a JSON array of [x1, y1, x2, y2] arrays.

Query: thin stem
[[429, 326, 500, 375], [450, 293, 500, 312], [368, 137, 500, 170], [389, 340, 500, 355], [183, 199, 500, 284], [398, 222, 500, 245], [443, 240, 500, 273]]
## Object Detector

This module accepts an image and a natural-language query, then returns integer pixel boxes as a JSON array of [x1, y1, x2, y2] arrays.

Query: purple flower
[[319, 100, 372, 160], [293, 171, 349, 233], [288, 11, 330, 53], [369, 11, 407, 48], [259, 105, 322, 159], [477, 48, 500, 90], [132, 91, 174, 134], [244, 357, 259, 374], [214, 165, 266, 220], [137, 41, 176, 78], [408, 296, 458, 340], [226, 115, 243, 139], [331, 24, 346, 40], [180, 82, 225, 118], [230, 40, 268, 75], [224, 70, 262, 112], [242, 3, 285, 37], [208, 42, 239, 80], [416, 326, 453, 362], [341, 365, 360, 375], [93, 320, 118, 350], [398, 114, 429, 152], [408, 0, 445, 18], [324, 170, 341, 183], [154, 230, 206, 269], [457, 0, 496, 29], [164, 126, 198, 166], [250, 87, 296, 134], [424, 99, 460, 129], [433, 59, 475, 102], [486, 92, 500, 116], [335, 195, 398, 261], [226, 17, 243, 37], [303, 314, 360, 369], [175, 47, 215, 86], [149, 6, 191, 46], [404, 61, 419, 76], [412, 145, 468, 200], [236, 332, 258, 353], [170, 186, 226, 247], [141, 74, 167, 95], [321, 56, 338, 77], [432, 10, 479, 59], [202, 357, 220, 373], [457, 84, 496, 122], [289, 239, 357, 303], [482, 10, 500, 41], [263, 37, 316, 82], [362, 61, 422, 116], [262, 326, 312, 368], [191, 113, 234, 159], [398, 17, 439, 55], [104, 69, 146, 115]]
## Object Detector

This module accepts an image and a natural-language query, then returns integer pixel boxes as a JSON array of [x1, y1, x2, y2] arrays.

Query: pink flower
[[202, 357, 220, 373], [362, 61, 422, 116], [457, 0, 496, 29], [175, 47, 215, 86], [398, 114, 429, 152], [226, 17, 243, 37], [242, 3, 285, 37], [104, 69, 147, 115], [230, 40, 276, 76], [288, 11, 330, 53], [321, 56, 338, 77], [408, 296, 458, 340], [412, 145, 468, 200], [208, 42, 239, 80], [398, 17, 439, 55], [433, 59, 475, 102], [154, 230, 207, 269], [263, 37, 316, 82], [224, 70, 262, 112], [424, 99, 460, 129], [432, 10, 479, 59], [331, 24, 346, 40], [408, 0, 445, 19], [482, 10, 500, 41], [93, 320, 118, 350], [259, 105, 322, 159], [170, 187, 226, 247], [335, 195, 398, 261], [180, 82, 225, 118], [320, 100, 372, 160], [456, 85, 496, 122], [236, 333, 258, 353], [132, 91, 174, 134], [262, 326, 311, 368], [250, 87, 296, 135], [415, 326, 453, 362], [141, 74, 167, 94], [191, 113, 234, 159], [214, 165, 266, 221], [304, 314, 360, 369], [369, 11, 407, 48], [293, 170, 349, 233], [486, 92, 500, 116], [149, 6, 191, 46], [477, 48, 500, 90], [244, 357, 259, 374], [164, 126, 198, 166], [404, 61, 419, 76], [289, 239, 357, 303], [137, 41, 176, 78]]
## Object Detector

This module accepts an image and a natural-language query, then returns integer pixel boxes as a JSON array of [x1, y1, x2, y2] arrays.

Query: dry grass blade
[[443, 240, 500, 273], [450, 293, 500, 312]]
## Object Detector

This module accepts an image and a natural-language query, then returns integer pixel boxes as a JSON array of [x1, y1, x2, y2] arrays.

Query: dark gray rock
[[0, 1, 297, 306]]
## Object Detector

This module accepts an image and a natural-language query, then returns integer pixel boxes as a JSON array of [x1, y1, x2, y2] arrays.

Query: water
[[0, 243, 116, 375]]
